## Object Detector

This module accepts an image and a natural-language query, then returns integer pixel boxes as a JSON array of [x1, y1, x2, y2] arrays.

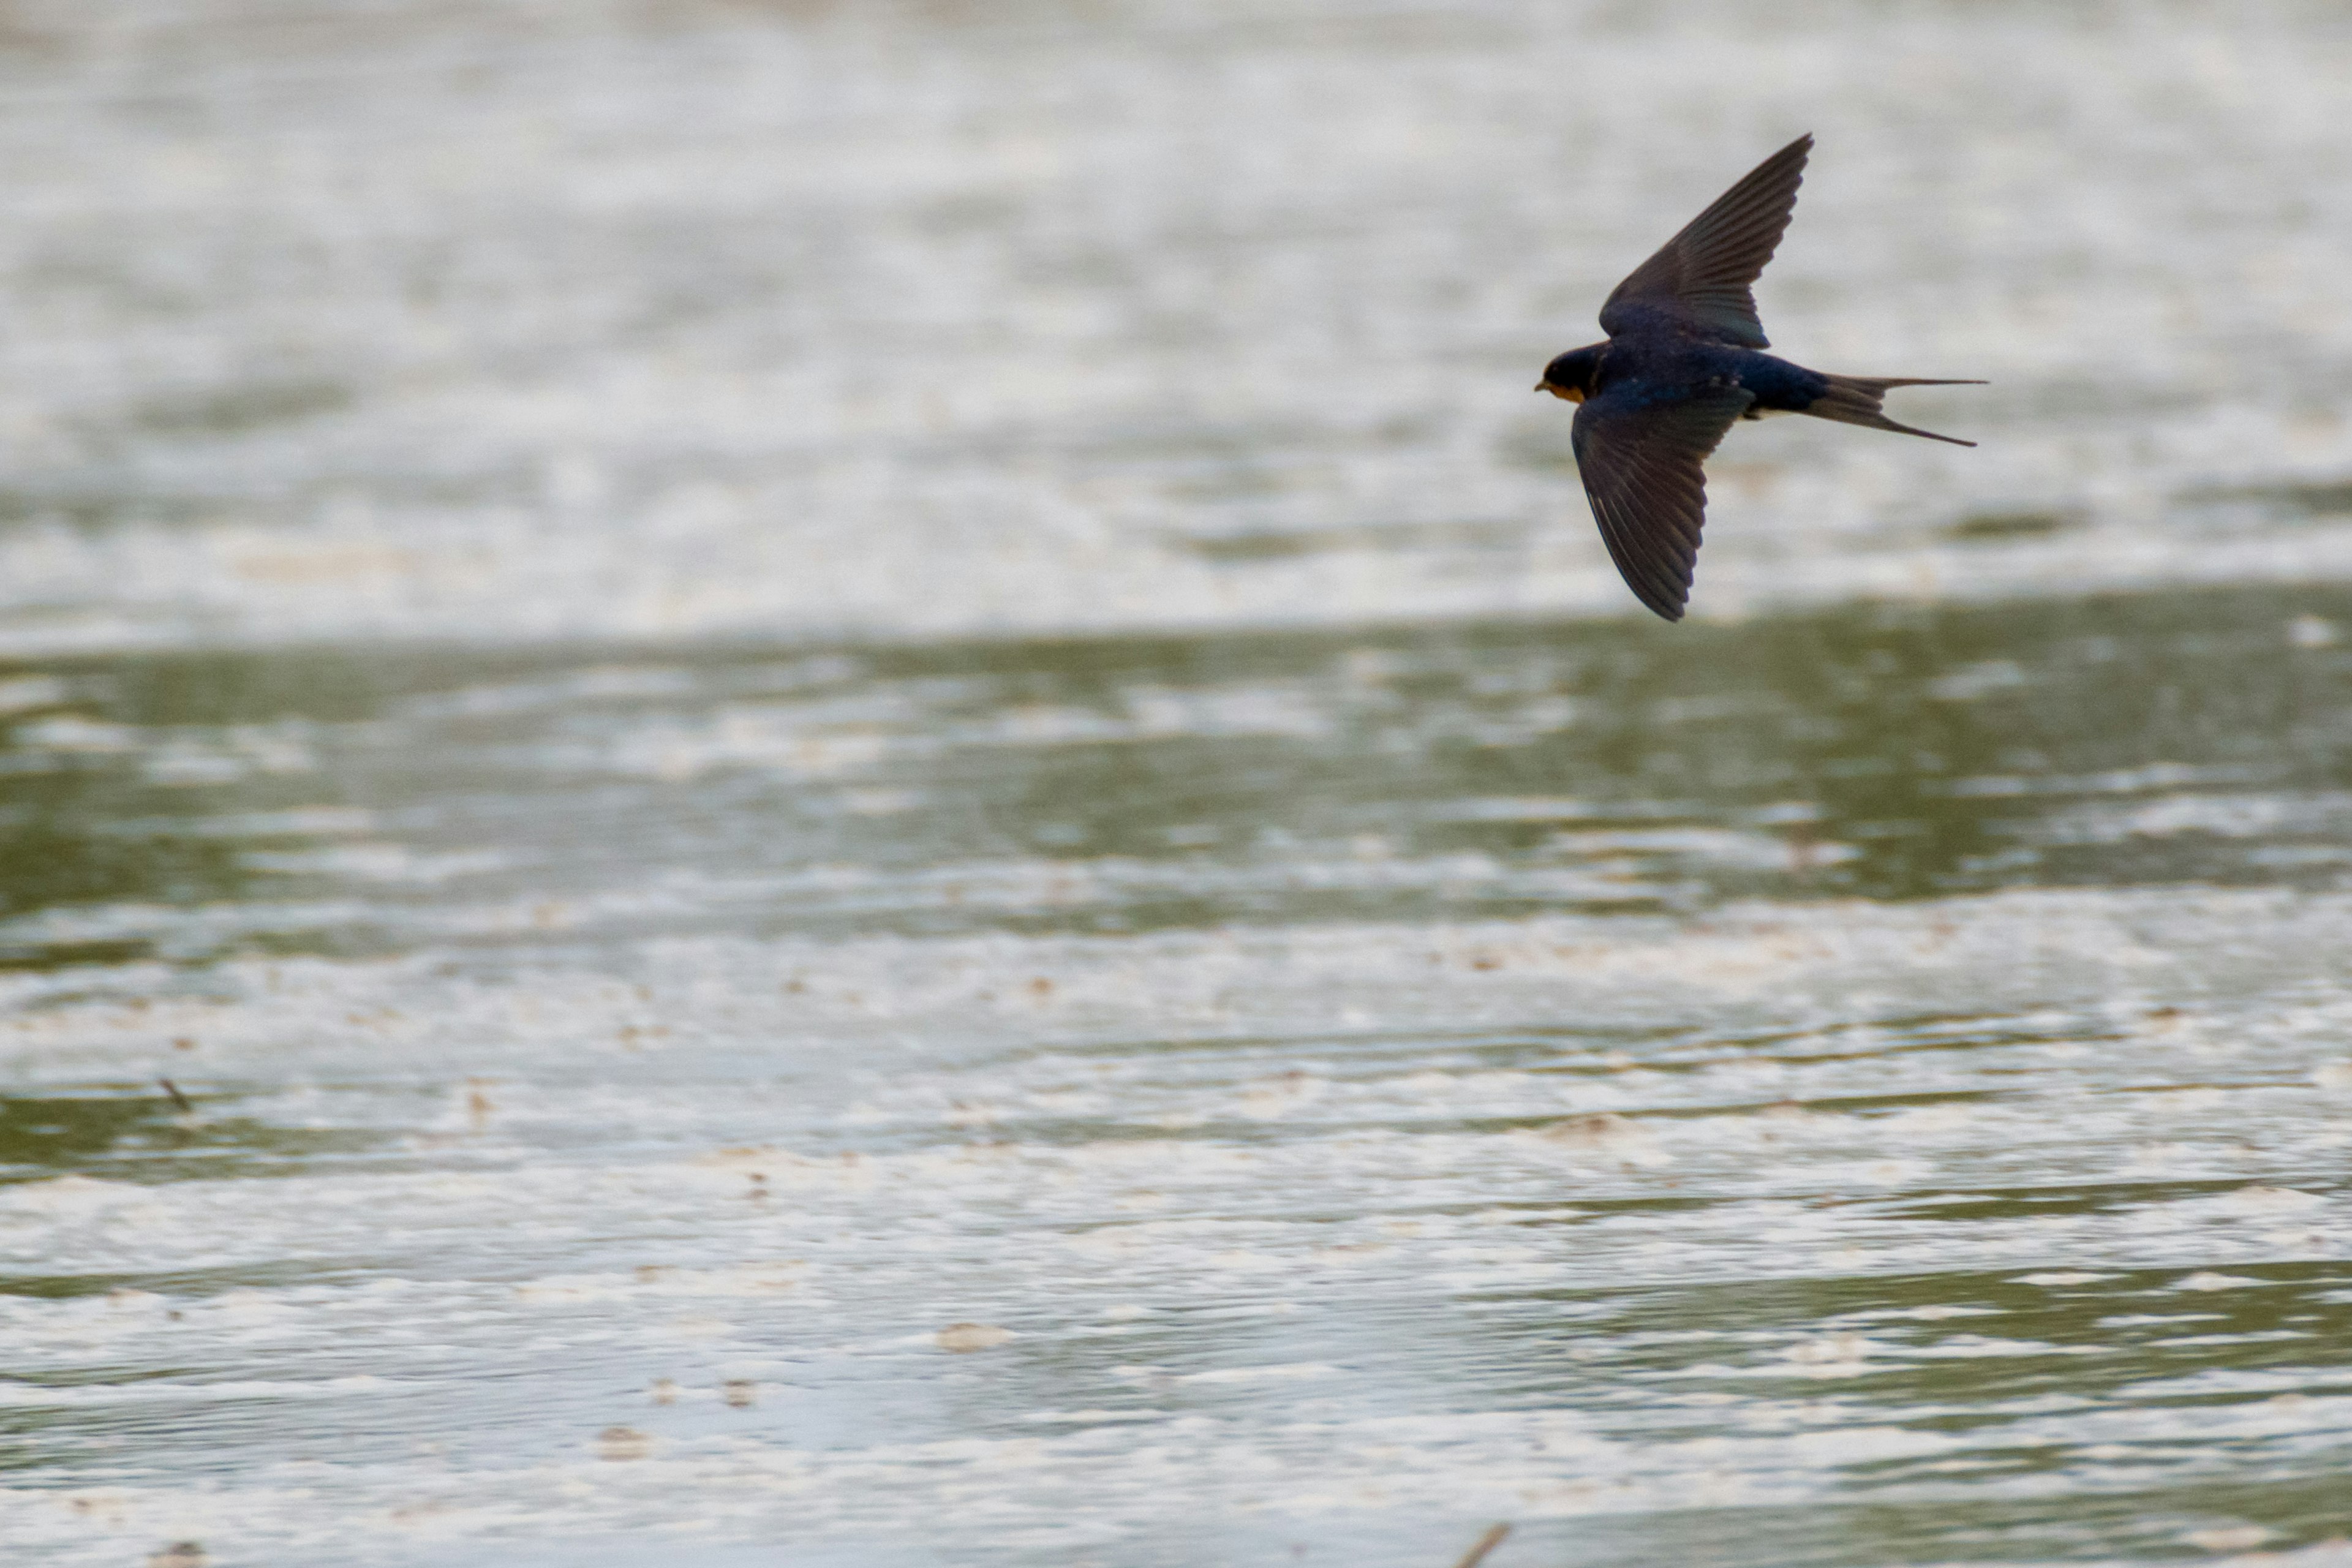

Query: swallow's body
[[1539, 135, 1981, 620], [1550, 340, 1834, 421]]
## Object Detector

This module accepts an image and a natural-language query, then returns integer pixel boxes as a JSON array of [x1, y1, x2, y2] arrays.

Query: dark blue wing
[[1598, 134, 1810, 350], [1571, 386, 1754, 621]]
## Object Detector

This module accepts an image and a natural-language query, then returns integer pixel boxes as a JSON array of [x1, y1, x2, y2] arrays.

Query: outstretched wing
[[1571, 386, 1754, 621], [1598, 134, 1811, 350]]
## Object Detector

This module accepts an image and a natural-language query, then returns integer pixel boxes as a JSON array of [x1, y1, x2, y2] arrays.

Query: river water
[[4, 2, 2352, 1564]]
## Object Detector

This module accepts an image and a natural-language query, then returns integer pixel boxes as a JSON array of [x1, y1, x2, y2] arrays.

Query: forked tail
[[1807, 375, 1984, 447]]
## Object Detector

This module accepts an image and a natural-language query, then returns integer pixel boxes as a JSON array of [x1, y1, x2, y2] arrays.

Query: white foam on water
[[0, 3, 2349, 655], [1, 884, 2350, 1561]]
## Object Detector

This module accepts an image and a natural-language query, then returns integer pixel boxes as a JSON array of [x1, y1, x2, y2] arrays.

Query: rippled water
[[5, 2, 2352, 1564]]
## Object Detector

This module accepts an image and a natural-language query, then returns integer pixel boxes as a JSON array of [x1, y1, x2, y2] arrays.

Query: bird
[[1537, 134, 1981, 621]]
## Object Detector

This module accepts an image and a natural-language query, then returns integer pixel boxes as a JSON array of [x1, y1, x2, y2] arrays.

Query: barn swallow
[[1537, 134, 1981, 620]]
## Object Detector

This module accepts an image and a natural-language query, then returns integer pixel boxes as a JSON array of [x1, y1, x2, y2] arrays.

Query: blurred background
[[3, 1, 2351, 1564]]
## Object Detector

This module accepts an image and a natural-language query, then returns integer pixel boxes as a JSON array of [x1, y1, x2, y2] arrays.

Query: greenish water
[[4, 585, 2352, 1566], [3, 1, 2352, 1564], [9, 583, 2352, 970]]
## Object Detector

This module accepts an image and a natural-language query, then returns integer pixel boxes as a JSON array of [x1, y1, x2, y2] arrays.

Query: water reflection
[[0, 1090, 385, 1189], [6, 582, 2350, 972], [2, 582, 2346, 1561]]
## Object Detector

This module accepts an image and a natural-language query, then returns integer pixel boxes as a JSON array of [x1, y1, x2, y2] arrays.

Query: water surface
[[3, 2, 2352, 1564]]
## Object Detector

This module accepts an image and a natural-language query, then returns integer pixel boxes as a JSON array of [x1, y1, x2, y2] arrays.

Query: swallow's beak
[[1536, 381, 1584, 402]]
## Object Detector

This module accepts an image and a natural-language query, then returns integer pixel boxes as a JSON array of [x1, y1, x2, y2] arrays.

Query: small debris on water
[[2176, 1272, 2261, 1292], [722, 1379, 757, 1408], [937, 1322, 1014, 1352], [1451, 1523, 1511, 1568], [2180, 1525, 2273, 1552], [1782, 1333, 1871, 1366], [1786, 820, 1820, 873], [597, 1425, 652, 1461], [1539, 1112, 1646, 1149], [648, 1379, 678, 1404], [148, 1546, 206, 1568], [2288, 615, 2338, 649]]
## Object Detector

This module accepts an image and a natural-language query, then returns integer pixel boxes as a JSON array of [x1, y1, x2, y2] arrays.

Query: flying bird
[[1537, 134, 1981, 620]]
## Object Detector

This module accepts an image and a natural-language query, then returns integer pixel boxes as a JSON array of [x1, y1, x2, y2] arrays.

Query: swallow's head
[[1536, 344, 1605, 402]]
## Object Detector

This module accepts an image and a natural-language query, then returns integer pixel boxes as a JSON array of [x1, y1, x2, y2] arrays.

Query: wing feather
[[1571, 387, 1754, 620], [1599, 134, 1811, 349]]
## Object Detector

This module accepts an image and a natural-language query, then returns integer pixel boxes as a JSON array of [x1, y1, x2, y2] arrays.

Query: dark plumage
[[1538, 134, 1982, 620]]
